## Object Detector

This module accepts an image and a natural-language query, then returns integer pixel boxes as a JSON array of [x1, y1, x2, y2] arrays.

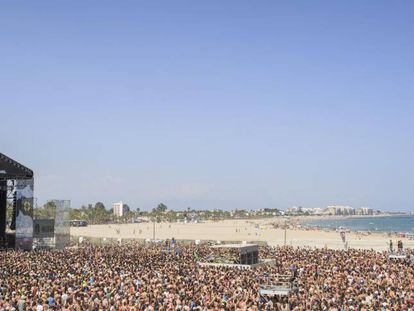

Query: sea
[[300, 215, 414, 233]]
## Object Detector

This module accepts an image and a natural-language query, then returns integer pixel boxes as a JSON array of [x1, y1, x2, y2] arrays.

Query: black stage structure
[[0, 153, 34, 250]]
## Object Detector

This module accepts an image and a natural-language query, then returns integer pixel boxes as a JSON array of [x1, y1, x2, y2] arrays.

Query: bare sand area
[[70, 218, 414, 251]]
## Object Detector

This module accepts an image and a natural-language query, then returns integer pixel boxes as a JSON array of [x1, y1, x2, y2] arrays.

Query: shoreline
[[293, 213, 413, 223], [292, 214, 414, 233]]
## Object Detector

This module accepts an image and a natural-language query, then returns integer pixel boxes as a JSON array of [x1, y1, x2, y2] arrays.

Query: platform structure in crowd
[[197, 243, 275, 269], [259, 274, 296, 297]]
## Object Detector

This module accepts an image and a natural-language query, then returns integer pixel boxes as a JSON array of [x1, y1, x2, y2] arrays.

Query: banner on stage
[[15, 178, 34, 251]]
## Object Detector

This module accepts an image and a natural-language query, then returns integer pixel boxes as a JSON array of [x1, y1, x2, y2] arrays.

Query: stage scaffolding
[[52, 199, 71, 249]]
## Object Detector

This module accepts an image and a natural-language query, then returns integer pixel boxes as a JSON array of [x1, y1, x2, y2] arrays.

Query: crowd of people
[[0, 243, 413, 310]]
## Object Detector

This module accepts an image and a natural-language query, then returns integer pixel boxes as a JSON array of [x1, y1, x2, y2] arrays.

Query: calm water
[[301, 215, 414, 232]]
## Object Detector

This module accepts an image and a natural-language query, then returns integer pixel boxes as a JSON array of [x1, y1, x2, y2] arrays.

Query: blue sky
[[1, 1, 413, 211]]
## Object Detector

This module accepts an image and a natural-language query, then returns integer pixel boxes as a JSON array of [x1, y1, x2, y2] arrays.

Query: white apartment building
[[113, 201, 130, 217], [326, 205, 355, 216], [356, 207, 374, 215]]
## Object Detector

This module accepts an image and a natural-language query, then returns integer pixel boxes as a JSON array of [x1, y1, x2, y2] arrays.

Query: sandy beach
[[70, 218, 414, 251]]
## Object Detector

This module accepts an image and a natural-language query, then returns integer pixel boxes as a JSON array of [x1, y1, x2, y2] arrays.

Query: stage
[[0, 153, 34, 250]]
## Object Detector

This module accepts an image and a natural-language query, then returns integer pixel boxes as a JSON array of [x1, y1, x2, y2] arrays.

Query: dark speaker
[[10, 192, 16, 230]]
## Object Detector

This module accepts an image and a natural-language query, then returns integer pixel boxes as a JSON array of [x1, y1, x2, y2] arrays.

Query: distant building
[[356, 207, 374, 215], [326, 205, 355, 216], [113, 201, 130, 217], [286, 206, 303, 214], [301, 207, 325, 215]]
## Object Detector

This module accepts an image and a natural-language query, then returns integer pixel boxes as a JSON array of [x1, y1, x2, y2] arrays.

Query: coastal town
[[66, 201, 409, 224]]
